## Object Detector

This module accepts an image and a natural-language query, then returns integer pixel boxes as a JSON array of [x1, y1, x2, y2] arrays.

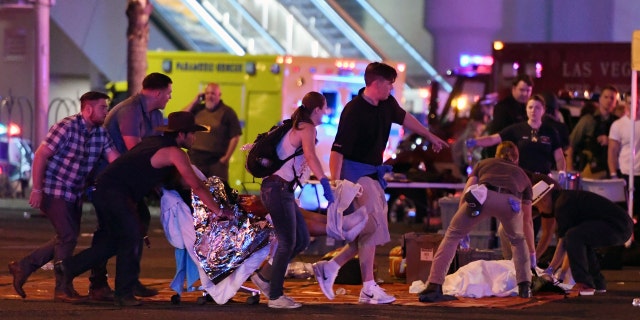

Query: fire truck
[[141, 51, 407, 192]]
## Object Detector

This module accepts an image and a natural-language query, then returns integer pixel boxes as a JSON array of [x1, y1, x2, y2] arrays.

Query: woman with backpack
[[250, 91, 334, 309]]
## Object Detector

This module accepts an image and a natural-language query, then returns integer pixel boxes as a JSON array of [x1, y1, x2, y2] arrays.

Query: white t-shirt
[[608, 115, 640, 175], [273, 129, 310, 183]]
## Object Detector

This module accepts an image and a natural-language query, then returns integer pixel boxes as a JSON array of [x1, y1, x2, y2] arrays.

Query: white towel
[[326, 180, 369, 242], [467, 184, 488, 204]]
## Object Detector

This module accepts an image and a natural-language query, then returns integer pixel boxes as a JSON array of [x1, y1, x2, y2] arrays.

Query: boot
[[8, 261, 29, 298], [418, 283, 457, 303], [518, 281, 532, 298], [53, 261, 87, 303]]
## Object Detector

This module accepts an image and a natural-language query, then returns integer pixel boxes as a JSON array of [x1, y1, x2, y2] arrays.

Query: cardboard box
[[451, 248, 504, 272], [402, 232, 444, 283]]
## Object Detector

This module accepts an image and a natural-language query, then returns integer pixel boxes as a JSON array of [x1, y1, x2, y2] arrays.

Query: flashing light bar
[[0, 123, 20, 136], [312, 74, 365, 84], [460, 54, 493, 67]]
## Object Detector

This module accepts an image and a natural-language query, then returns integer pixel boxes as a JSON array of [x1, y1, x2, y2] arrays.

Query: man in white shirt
[[608, 98, 640, 217]]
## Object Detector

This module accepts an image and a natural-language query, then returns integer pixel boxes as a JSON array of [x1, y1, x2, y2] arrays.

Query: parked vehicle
[[0, 122, 33, 198]]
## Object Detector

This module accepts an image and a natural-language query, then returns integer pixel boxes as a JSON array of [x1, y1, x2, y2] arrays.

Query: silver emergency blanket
[[192, 176, 272, 284]]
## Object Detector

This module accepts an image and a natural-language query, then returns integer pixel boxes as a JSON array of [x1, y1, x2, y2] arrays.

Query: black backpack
[[246, 119, 303, 178]]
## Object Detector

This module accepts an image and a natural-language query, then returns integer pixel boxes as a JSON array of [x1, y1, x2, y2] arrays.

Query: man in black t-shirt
[[484, 74, 533, 158], [311, 62, 448, 305]]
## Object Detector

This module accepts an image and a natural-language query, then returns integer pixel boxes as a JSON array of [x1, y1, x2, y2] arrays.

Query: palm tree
[[126, 0, 152, 96]]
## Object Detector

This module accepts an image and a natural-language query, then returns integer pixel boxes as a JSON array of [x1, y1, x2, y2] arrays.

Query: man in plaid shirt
[[8, 91, 120, 302]]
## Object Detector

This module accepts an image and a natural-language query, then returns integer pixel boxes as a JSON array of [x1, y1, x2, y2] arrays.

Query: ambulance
[[144, 51, 407, 193]]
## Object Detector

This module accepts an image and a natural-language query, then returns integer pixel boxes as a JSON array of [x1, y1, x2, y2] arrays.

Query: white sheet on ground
[[443, 260, 518, 298]]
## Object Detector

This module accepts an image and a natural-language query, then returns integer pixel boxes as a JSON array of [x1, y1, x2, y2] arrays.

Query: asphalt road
[[1, 200, 640, 319]]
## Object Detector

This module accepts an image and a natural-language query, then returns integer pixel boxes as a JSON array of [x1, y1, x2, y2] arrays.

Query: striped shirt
[[42, 114, 115, 202]]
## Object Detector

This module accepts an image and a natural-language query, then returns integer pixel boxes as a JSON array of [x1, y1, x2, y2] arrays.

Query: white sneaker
[[359, 285, 395, 304], [268, 295, 302, 309], [250, 273, 270, 299], [312, 261, 337, 300]]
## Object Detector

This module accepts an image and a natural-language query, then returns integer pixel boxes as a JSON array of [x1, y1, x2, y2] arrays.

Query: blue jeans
[[260, 175, 310, 299]]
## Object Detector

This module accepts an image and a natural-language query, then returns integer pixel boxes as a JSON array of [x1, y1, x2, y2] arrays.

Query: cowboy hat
[[155, 111, 209, 132]]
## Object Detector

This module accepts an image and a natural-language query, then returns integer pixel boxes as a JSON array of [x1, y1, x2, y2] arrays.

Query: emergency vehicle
[[143, 51, 407, 192], [433, 42, 632, 129], [419, 42, 633, 175]]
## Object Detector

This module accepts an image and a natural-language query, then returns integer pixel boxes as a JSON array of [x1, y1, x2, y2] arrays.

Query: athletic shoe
[[359, 285, 395, 304], [312, 261, 337, 300], [569, 282, 595, 296], [594, 277, 607, 293], [268, 295, 302, 309], [250, 272, 270, 298]]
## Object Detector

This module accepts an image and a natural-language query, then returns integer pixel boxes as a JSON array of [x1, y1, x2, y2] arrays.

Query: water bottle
[[632, 298, 640, 306]]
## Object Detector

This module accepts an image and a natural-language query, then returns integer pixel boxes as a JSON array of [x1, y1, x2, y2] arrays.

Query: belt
[[483, 183, 521, 198]]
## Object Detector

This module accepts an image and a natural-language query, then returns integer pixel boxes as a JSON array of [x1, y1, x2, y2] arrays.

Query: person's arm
[[568, 116, 589, 150], [105, 149, 120, 163], [608, 138, 621, 177], [565, 146, 575, 171], [299, 123, 327, 180], [547, 238, 566, 272], [122, 136, 142, 151], [219, 135, 240, 164], [553, 147, 566, 172], [536, 216, 556, 258], [474, 133, 502, 147], [596, 133, 609, 146], [29, 143, 54, 208], [329, 151, 343, 181], [402, 113, 448, 152]]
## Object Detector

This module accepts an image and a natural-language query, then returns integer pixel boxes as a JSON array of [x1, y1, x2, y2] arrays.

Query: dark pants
[[564, 220, 632, 287], [260, 176, 310, 300], [65, 188, 142, 298], [19, 194, 81, 291], [89, 199, 150, 290]]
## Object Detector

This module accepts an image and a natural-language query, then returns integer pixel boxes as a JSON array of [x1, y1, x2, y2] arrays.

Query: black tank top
[[97, 135, 178, 202]]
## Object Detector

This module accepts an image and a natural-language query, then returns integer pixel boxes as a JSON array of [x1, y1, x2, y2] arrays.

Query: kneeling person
[[533, 174, 633, 295]]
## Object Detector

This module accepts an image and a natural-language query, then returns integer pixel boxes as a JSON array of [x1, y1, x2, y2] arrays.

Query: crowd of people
[[460, 75, 637, 298], [6, 63, 637, 309]]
